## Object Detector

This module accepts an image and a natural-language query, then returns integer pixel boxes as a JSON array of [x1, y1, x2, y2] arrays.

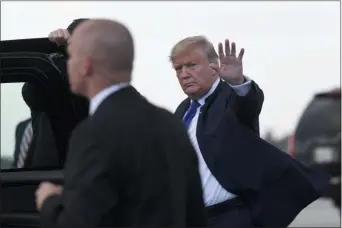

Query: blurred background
[[1, 1, 340, 226]]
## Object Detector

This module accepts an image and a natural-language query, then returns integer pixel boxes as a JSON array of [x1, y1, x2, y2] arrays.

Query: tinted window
[[295, 95, 341, 142], [1, 82, 64, 170], [1, 83, 31, 169]]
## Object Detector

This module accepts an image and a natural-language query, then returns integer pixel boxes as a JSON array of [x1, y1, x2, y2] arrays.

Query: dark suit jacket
[[12, 118, 32, 167], [12, 113, 61, 169], [30, 112, 61, 169], [175, 80, 330, 227], [40, 86, 207, 228]]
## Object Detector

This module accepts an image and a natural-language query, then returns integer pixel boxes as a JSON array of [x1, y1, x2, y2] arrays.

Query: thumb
[[62, 29, 70, 40]]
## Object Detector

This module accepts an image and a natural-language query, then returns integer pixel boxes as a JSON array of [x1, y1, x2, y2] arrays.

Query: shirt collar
[[195, 77, 221, 106], [89, 82, 130, 115]]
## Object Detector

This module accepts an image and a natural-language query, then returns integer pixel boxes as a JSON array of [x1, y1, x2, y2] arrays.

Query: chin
[[70, 85, 81, 96], [184, 88, 200, 99]]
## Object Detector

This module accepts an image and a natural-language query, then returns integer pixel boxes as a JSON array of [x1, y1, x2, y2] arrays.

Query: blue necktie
[[183, 100, 200, 129]]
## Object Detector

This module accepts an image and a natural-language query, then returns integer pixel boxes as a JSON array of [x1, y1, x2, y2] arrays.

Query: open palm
[[218, 39, 245, 85]]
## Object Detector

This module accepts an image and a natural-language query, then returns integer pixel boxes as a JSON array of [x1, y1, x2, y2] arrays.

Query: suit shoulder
[[174, 98, 190, 116], [150, 104, 179, 123], [21, 118, 31, 125], [152, 106, 192, 142], [16, 118, 31, 130], [177, 98, 189, 109], [69, 118, 91, 140]]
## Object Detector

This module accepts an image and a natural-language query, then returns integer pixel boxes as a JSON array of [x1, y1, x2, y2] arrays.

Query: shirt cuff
[[228, 76, 252, 97]]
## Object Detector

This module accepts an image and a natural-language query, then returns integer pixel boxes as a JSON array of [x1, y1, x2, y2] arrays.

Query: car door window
[[0, 39, 88, 228], [1, 38, 89, 172], [1, 83, 31, 169]]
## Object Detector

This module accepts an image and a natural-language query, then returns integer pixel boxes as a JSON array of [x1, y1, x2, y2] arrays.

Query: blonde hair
[[169, 36, 218, 64]]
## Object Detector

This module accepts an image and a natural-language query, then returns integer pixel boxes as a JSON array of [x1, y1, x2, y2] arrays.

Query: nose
[[178, 66, 191, 80]]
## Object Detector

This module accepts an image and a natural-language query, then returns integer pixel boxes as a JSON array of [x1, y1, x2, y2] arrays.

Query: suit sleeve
[[233, 81, 264, 135], [40, 135, 119, 228]]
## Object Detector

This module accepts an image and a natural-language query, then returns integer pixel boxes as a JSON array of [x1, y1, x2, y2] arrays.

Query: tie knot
[[191, 100, 200, 108]]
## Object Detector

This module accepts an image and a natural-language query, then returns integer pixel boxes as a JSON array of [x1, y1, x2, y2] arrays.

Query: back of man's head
[[71, 19, 134, 82]]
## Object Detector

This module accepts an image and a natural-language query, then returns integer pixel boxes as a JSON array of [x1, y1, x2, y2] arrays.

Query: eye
[[187, 63, 197, 69], [174, 65, 182, 72]]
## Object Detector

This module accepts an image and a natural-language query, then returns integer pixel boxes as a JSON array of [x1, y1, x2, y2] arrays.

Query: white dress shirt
[[89, 82, 131, 115], [185, 77, 252, 206]]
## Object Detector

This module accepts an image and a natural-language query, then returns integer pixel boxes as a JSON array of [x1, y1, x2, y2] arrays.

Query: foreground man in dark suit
[[171, 36, 329, 227], [35, 19, 207, 228]]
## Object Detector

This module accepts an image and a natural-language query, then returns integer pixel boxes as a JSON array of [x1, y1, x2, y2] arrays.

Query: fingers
[[238, 48, 245, 60], [48, 32, 54, 42], [219, 39, 244, 60], [224, 39, 230, 57], [230, 42, 236, 57], [218, 42, 224, 60], [48, 29, 70, 46], [48, 29, 61, 42], [62, 29, 70, 39]]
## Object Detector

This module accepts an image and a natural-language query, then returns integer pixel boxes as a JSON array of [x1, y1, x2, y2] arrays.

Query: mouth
[[183, 82, 194, 88]]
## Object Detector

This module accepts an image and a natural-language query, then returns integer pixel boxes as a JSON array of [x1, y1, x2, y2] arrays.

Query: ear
[[209, 62, 219, 76], [83, 56, 93, 76]]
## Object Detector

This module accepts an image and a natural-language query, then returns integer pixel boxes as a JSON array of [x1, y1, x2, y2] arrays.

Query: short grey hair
[[169, 36, 218, 64]]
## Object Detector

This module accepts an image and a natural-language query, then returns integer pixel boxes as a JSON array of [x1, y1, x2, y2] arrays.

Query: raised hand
[[217, 39, 245, 85]]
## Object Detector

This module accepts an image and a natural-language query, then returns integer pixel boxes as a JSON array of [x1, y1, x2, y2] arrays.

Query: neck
[[85, 72, 131, 100], [87, 83, 111, 100]]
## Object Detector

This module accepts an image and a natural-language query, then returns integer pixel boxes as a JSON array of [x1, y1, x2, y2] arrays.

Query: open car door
[[0, 38, 88, 228]]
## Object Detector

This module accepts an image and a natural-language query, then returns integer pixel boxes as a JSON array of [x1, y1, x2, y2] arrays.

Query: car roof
[[0, 38, 61, 54], [315, 87, 341, 98], [295, 88, 341, 141]]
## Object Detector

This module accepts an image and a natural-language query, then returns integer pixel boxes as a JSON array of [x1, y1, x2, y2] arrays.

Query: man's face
[[172, 47, 218, 100]]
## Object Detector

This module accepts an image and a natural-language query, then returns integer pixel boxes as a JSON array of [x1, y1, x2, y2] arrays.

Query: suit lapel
[[174, 98, 190, 120], [200, 80, 232, 113], [196, 80, 235, 170]]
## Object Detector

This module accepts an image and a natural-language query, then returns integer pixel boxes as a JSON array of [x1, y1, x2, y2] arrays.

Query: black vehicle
[[0, 38, 88, 228], [289, 88, 341, 209]]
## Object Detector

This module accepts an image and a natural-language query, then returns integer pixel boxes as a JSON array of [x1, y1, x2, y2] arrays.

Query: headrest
[[22, 82, 48, 111]]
